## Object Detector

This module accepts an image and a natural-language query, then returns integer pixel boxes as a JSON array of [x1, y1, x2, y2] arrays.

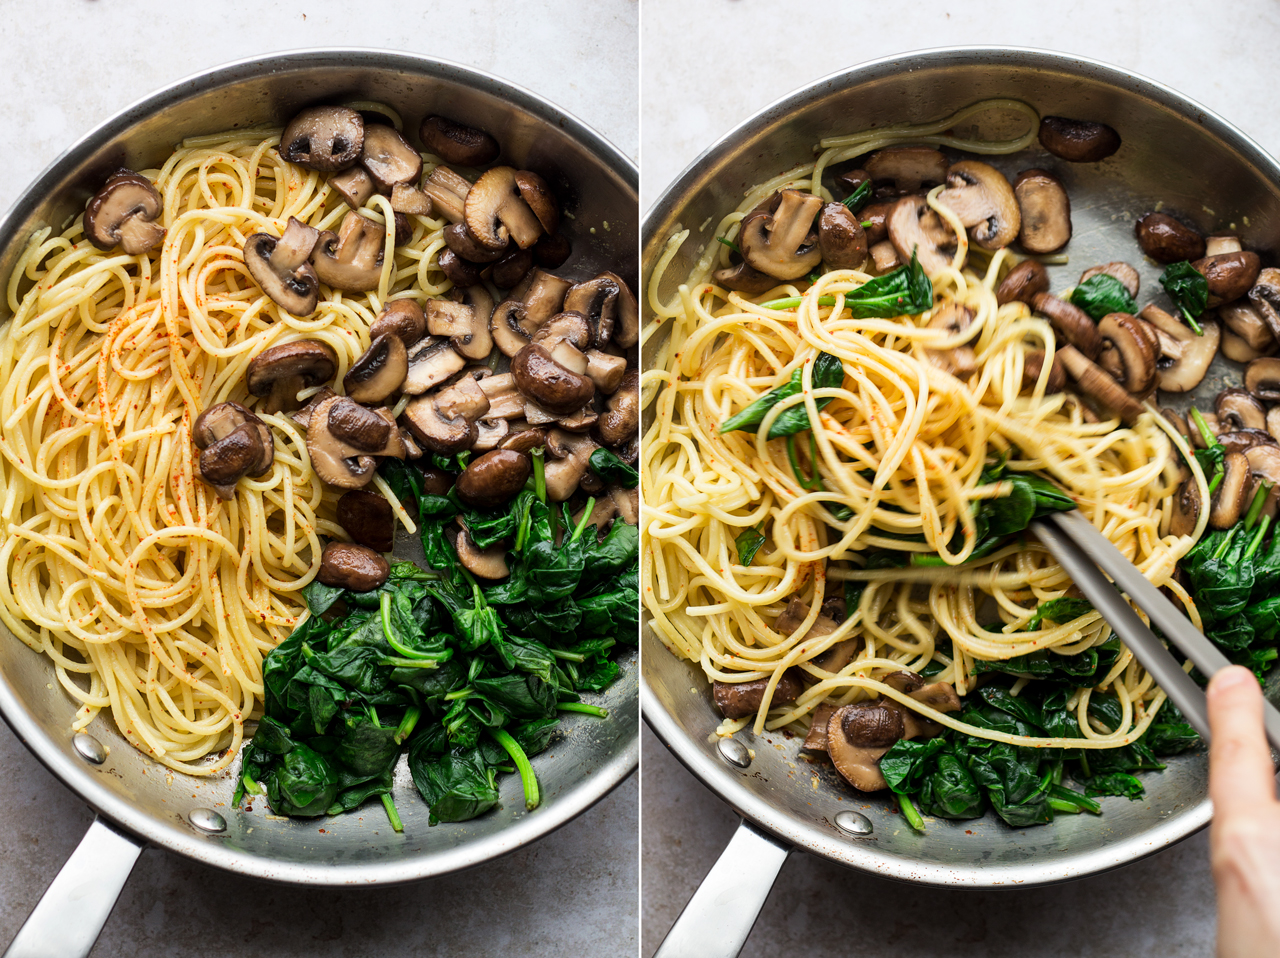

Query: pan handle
[[652, 818, 790, 958], [3, 816, 144, 958]]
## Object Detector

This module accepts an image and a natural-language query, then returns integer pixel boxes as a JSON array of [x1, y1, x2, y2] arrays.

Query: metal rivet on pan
[[72, 732, 106, 765], [834, 810, 874, 836], [717, 737, 751, 768], [188, 808, 227, 834]]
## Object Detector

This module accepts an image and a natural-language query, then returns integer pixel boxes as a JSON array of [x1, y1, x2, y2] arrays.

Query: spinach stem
[[530, 446, 547, 504], [570, 497, 597, 543], [367, 705, 380, 727], [381, 792, 404, 833], [1213, 526, 1239, 561], [378, 656, 444, 669], [716, 235, 741, 255], [394, 706, 421, 744], [1048, 798, 1083, 814], [898, 793, 926, 832], [491, 728, 540, 811], [1181, 306, 1205, 335], [241, 773, 264, 796], [559, 702, 608, 718], [1247, 514, 1273, 560], [1246, 480, 1273, 531], [1189, 407, 1218, 448], [1208, 471, 1224, 496], [551, 649, 587, 662], [445, 688, 473, 701], [763, 295, 836, 310]]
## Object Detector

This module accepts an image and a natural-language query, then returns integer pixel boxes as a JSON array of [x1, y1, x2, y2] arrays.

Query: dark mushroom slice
[[836, 168, 870, 199], [1038, 116, 1121, 163], [390, 182, 433, 216], [886, 194, 956, 277], [1013, 168, 1071, 254], [584, 349, 628, 394], [370, 299, 426, 346], [532, 310, 591, 352], [246, 339, 338, 414], [1056, 344, 1144, 425], [923, 302, 977, 377], [543, 429, 599, 501], [738, 190, 824, 280], [909, 682, 962, 716], [1170, 478, 1201, 537], [289, 386, 337, 431], [400, 375, 490, 454], [358, 124, 422, 193], [336, 489, 395, 553], [1270, 407, 1280, 444], [243, 217, 321, 316], [317, 542, 389, 592], [936, 161, 1020, 250], [563, 275, 620, 348], [1161, 407, 1192, 444], [1246, 444, 1280, 519], [817, 202, 867, 270], [311, 211, 385, 291], [490, 269, 573, 357], [491, 246, 534, 289], [596, 370, 639, 447], [198, 423, 269, 499], [424, 166, 473, 225], [501, 426, 547, 455], [1217, 430, 1275, 456], [609, 485, 639, 525], [801, 704, 838, 751], [1217, 388, 1267, 431], [825, 702, 903, 791], [426, 297, 493, 361], [83, 171, 166, 255], [451, 522, 509, 580], [1247, 268, 1280, 341], [714, 260, 778, 294], [343, 334, 408, 404], [402, 337, 467, 395], [1193, 251, 1261, 307], [858, 200, 896, 246], [1219, 300, 1277, 353], [1080, 262, 1140, 299], [280, 106, 363, 172], [440, 222, 501, 266], [1032, 293, 1102, 359], [1134, 212, 1206, 264], [514, 170, 559, 236], [533, 233, 572, 270], [439, 248, 483, 288], [455, 448, 532, 509], [996, 259, 1049, 307], [510, 342, 596, 415], [464, 166, 544, 251], [869, 240, 901, 273], [419, 115, 500, 167], [324, 396, 396, 453], [601, 271, 639, 349], [1245, 356, 1280, 402], [329, 166, 375, 209], [304, 396, 378, 489], [1021, 349, 1066, 393], [712, 671, 804, 720], [1210, 451, 1254, 529], [1140, 304, 1221, 393], [863, 146, 948, 194], [193, 400, 260, 448], [1096, 313, 1157, 394]]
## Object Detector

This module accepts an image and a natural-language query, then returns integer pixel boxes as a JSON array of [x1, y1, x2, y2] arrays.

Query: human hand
[[1208, 665, 1280, 958]]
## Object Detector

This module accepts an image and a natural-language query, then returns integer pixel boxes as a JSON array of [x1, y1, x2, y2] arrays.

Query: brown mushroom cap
[[1245, 356, 1280, 402], [1080, 261, 1140, 299], [280, 106, 363, 172], [1038, 116, 1121, 163], [246, 340, 338, 414], [311, 211, 385, 291], [713, 261, 778, 294], [426, 298, 493, 361], [858, 200, 896, 246], [400, 394, 473, 455], [1021, 349, 1066, 393], [826, 702, 902, 792], [198, 423, 267, 487], [1170, 478, 1201, 537], [305, 396, 379, 489], [597, 370, 639, 447], [193, 400, 259, 448], [563, 275, 619, 348], [738, 190, 824, 280], [336, 489, 395, 553], [510, 342, 596, 415], [863, 146, 948, 194], [1013, 168, 1072, 254], [464, 166, 543, 251], [1247, 268, 1280, 342], [1219, 300, 1277, 352], [454, 524, 510, 580], [514, 170, 559, 236], [936, 160, 1020, 250], [886, 194, 956, 277], [491, 246, 534, 289], [423, 166, 472, 224], [533, 233, 573, 270], [1140, 304, 1221, 393], [344, 334, 408, 404], [602, 272, 640, 349], [1217, 430, 1275, 456], [401, 337, 466, 396], [419, 115, 500, 167], [370, 299, 427, 346], [817, 202, 868, 270], [712, 672, 804, 720], [1210, 451, 1254, 529], [1134, 212, 1206, 264], [329, 166, 376, 209], [1056, 344, 1144, 424], [1032, 293, 1102, 359], [455, 449, 532, 509], [1193, 251, 1261, 308], [317, 542, 389, 591], [83, 171, 166, 255], [1096, 313, 1157, 394], [390, 182, 433, 217], [996, 259, 1050, 307], [326, 397, 393, 452], [1217, 388, 1267, 432], [359, 124, 422, 192], [543, 429, 599, 501], [243, 216, 321, 316]]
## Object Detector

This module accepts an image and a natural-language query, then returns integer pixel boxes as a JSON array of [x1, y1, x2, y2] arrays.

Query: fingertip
[[1209, 665, 1258, 698]]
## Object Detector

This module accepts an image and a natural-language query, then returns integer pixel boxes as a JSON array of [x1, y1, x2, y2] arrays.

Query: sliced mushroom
[[603, 271, 639, 349], [358, 124, 422, 192], [311, 211, 384, 291], [713, 672, 805, 719], [1021, 349, 1066, 393], [390, 181, 432, 216], [909, 682, 962, 716], [713, 260, 778, 294], [454, 524, 509, 580], [464, 166, 543, 251], [324, 397, 405, 457], [923, 302, 976, 377], [305, 396, 378, 489], [370, 299, 426, 346], [501, 426, 547, 455], [859, 201, 896, 246], [1170, 478, 1201, 537], [1246, 444, 1280, 519], [424, 166, 473, 224], [1219, 300, 1276, 353], [400, 395, 474, 455], [563, 275, 621, 348], [996, 259, 1049, 307], [243, 217, 321, 316], [1247, 268, 1280, 341], [533, 233, 572, 270], [455, 449, 532, 508], [83, 171, 166, 255], [1206, 235, 1243, 256], [801, 704, 838, 751], [510, 342, 596, 416], [343, 334, 407, 404], [1013, 168, 1071, 253], [817, 202, 867, 270], [246, 340, 338, 414], [584, 349, 628, 394], [869, 240, 901, 273], [289, 386, 337, 431], [738, 190, 824, 280], [426, 298, 493, 361], [1245, 356, 1280, 402], [836, 168, 870, 199], [419, 115, 499, 167], [887, 194, 956, 277], [1210, 451, 1254, 529], [825, 702, 902, 791], [329, 166, 376, 209], [336, 489, 395, 553], [477, 373, 527, 420], [532, 310, 591, 352], [280, 106, 363, 172], [1217, 388, 1267, 431], [1140, 304, 1221, 393], [1032, 293, 1102, 359], [544, 429, 599, 501], [514, 170, 559, 236], [317, 542, 388, 592], [864, 146, 948, 194], [491, 246, 534, 289], [1080, 262, 1139, 299], [472, 418, 510, 452], [1096, 313, 1157, 394], [490, 269, 573, 357], [1038, 116, 1121, 163], [1190, 412, 1223, 450], [1056, 344, 1144, 424], [1193, 251, 1261, 307], [197, 421, 270, 499], [402, 337, 467, 395], [1217, 430, 1275, 455], [1221, 327, 1272, 364], [1134, 212, 1206, 264], [597, 369, 639, 447], [936, 161, 1020, 250]]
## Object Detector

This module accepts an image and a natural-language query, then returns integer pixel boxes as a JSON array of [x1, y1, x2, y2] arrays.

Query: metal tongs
[[1032, 510, 1280, 749]]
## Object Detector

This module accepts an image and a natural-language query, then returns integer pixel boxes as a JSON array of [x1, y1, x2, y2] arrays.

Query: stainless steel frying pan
[[641, 46, 1280, 957], [0, 49, 638, 958]]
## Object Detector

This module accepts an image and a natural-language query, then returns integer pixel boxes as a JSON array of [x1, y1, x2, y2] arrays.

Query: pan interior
[[0, 50, 638, 885], [641, 47, 1280, 886]]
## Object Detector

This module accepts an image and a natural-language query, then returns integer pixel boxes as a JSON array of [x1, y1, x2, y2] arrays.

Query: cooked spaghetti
[[0, 114, 443, 773], [641, 101, 1210, 757]]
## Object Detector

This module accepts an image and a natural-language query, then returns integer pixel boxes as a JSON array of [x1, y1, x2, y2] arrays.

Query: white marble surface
[[0, 2, 638, 956], [639, 1, 1280, 954]]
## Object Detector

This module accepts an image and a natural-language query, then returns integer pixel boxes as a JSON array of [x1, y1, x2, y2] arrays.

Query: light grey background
[[639, 0, 1280, 954], [0, 2, 638, 957]]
